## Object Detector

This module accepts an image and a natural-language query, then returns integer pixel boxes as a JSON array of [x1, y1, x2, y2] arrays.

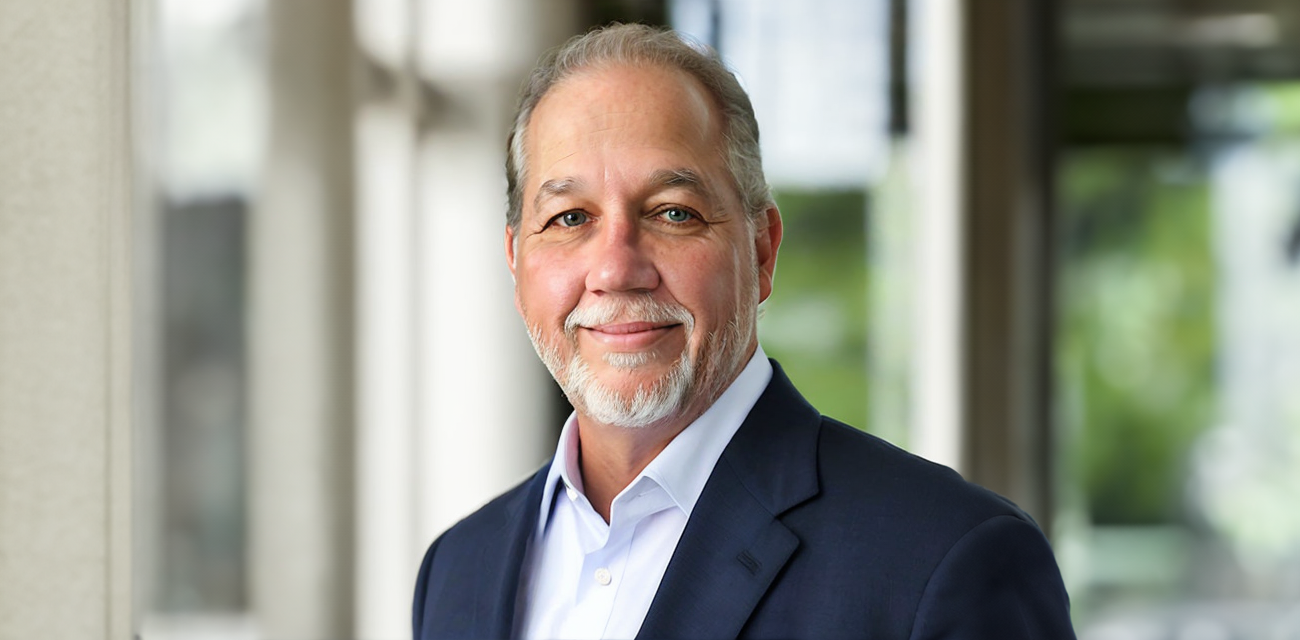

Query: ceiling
[[1064, 0, 1300, 86]]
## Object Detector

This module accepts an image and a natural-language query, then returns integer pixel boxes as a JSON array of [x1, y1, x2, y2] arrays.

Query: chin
[[602, 351, 655, 370], [563, 352, 696, 429]]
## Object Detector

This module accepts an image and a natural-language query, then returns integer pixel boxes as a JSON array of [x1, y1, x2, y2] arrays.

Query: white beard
[[559, 345, 696, 428], [527, 296, 694, 428], [525, 292, 757, 430]]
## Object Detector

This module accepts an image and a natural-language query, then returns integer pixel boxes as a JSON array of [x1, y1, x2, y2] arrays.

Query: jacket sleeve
[[908, 515, 1077, 640]]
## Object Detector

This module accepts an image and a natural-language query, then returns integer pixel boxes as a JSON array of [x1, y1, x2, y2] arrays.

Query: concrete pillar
[[247, 0, 356, 637], [353, 2, 421, 636], [960, 0, 1056, 525], [412, 0, 579, 544], [248, 1, 576, 636], [911, 0, 1055, 523], [0, 1, 134, 639], [350, 2, 579, 637], [911, 0, 968, 474]]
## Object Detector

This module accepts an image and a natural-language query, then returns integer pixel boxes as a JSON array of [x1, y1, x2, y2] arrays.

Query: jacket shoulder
[[740, 417, 1070, 637], [431, 469, 543, 548], [808, 422, 1076, 639], [412, 466, 546, 640], [813, 416, 1027, 525]]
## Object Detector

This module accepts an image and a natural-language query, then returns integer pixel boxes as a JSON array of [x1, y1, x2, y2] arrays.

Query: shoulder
[[412, 467, 546, 638], [774, 410, 1045, 569], [729, 410, 1075, 637], [436, 470, 541, 544], [813, 416, 1026, 528], [737, 361, 1030, 535], [793, 415, 1040, 574], [417, 466, 544, 568], [774, 417, 1074, 637]]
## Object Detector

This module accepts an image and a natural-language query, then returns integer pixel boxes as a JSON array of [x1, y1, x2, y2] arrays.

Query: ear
[[505, 225, 523, 316], [505, 224, 518, 278], [754, 206, 782, 303]]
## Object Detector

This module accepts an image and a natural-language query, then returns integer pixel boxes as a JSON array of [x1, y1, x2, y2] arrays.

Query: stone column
[[247, 1, 357, 637], [411, 0, 579, 547], [960, 0, 1055, 524], [912, 0, 1055, 523], [350, 1, 579, 637], [0, 1, 134, 638]]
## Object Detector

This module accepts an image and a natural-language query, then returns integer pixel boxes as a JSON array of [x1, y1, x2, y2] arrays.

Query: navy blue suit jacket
[[413, 362, 1076, 639]]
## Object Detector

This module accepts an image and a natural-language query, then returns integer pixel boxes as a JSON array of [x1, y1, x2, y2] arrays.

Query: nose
[[585, 215, 660, 294]]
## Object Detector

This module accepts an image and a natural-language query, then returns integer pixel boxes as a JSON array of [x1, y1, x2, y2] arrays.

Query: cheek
[[665, 243, 752, 318], [516, 251, 585, 321]]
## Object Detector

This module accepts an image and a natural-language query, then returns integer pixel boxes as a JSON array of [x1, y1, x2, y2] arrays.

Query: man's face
[[506, 63, 781, 428]]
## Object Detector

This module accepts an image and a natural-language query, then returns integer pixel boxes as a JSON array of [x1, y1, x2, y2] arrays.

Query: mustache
[[564, 296, 693, 334]]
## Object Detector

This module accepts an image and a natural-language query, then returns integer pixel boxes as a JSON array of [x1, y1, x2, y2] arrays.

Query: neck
[[572, 342, 760, 521], [574, 412, 694, 523]]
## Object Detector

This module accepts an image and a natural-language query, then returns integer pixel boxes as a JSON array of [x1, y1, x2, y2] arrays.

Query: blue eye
[[558, 211, 588, 227], [661, 208, 692, 223]]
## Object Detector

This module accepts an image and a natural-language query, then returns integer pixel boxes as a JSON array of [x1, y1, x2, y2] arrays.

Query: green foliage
[[1058, 149, 1217, 525], [1258, 82, 1300, 133], [759, 188, 872, 431]]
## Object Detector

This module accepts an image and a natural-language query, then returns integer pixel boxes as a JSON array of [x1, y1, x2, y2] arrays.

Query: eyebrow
[[650, 168, 714, 199], [532, 177, 582, 215], [530, 168, 715, 214]]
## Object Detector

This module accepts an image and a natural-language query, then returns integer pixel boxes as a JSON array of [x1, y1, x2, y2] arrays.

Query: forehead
[[522, 63, 726, 197]]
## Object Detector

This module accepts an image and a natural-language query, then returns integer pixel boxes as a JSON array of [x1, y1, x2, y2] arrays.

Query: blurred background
[[125, 0, 1300, 638]]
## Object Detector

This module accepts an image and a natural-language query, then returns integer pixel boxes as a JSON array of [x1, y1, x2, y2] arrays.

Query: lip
[[580, 322, 682, 349]]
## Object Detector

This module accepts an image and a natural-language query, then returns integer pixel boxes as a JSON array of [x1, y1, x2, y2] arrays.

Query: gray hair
[[505, 23, 772, 232]]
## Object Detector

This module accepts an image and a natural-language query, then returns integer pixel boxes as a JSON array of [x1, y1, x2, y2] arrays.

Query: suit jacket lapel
[[637, 362, 821, 639], [474, 466, 548, 639]]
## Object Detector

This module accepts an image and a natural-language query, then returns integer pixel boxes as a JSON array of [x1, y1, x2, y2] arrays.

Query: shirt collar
[[536, 346, 773, 534]]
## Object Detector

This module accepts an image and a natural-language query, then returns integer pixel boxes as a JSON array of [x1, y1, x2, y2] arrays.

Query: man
[[413, 23, 1076, 640]]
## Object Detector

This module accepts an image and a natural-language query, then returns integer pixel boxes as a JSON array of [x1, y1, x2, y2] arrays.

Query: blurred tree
[[760, 189, 872, 432], [1058, 148, 1217, 525]]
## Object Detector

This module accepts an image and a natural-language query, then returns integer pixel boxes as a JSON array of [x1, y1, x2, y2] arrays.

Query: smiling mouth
[[590, 321, 681, 334], [580, 322, 683, 349]]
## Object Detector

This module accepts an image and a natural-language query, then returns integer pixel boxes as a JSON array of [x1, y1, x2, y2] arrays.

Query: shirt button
[[594, 567, 612, 586]]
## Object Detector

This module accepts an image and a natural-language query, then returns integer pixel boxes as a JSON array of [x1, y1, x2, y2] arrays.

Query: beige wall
[[0, 1, 134, 639]]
